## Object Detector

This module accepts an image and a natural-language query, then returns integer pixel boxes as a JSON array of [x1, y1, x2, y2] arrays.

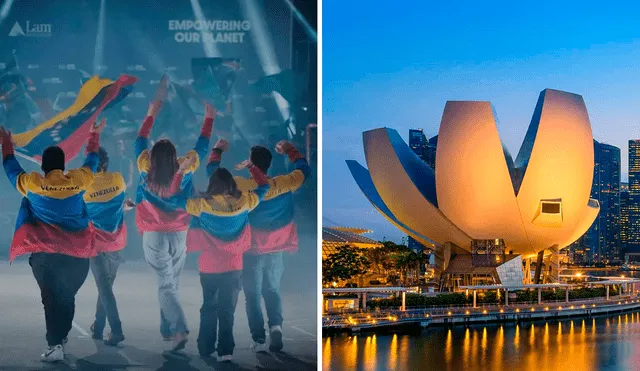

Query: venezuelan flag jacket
[[2, 132, 100, 261], [206, 145, 311, 254], [83, 171, 127, 253], [134, 114, 213, 233], [184, 157, 270, 273]]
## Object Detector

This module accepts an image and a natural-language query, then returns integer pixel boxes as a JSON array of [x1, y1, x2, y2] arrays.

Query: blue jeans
[[90, 252, 124, 336], [142, 231, 189, 336], [242, 252, 284, 343], [198, 271, 242, 357]]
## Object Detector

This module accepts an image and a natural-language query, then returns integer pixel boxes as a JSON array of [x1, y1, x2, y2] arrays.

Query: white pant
[[142, 231, 189, 335]]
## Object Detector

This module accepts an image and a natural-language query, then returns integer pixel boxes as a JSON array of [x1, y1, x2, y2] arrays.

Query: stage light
[[282, 0, 317, 42], [0, 0, 15, 26], [93, 0, 107, 75], [239, 0, 291, 125]]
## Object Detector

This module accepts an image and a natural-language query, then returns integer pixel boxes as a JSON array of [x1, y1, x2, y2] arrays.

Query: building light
[[465, 311, 470, 315], [515, 309, 520, 313]]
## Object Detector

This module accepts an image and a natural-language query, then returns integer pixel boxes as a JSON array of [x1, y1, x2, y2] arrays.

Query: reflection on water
[[323, 312, 640, 371]]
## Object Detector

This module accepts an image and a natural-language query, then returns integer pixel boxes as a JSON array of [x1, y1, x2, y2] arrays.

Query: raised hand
[[178, 155, 197, 174], [147, 101, 162, 119], [235, 159, 251, 170], [205, 103, 216, 120], [123, 199, 136, 211], [90, 118, 106, 134], [214, 138, 229, 152], [275, 140, 294, 155]]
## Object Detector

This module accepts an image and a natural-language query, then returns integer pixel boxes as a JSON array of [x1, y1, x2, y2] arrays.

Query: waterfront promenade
[[323, 294, 640, 333]]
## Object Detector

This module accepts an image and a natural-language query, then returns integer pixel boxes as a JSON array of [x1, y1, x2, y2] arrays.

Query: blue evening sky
[[323, 1, 640, 242]]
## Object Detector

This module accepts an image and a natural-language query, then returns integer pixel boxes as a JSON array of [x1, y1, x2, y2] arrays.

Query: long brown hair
[[204, 168, 242, 199], [147, 139, 179, 195]]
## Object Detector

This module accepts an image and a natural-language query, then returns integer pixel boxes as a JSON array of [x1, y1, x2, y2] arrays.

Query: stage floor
[[0, 260, 317, 370]]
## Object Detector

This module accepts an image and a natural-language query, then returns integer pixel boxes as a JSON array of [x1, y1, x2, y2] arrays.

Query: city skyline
[[324, 2, 640, 242]]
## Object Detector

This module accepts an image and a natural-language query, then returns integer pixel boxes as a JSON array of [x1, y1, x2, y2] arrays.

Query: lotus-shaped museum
[[347, 89, 600, 284]]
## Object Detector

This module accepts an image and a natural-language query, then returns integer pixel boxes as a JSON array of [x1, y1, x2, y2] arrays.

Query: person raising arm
[[173, 139, 269, 361], [227, 140, 311, 353], [0, 119, 105, 363], [134, 99, 215, 352]]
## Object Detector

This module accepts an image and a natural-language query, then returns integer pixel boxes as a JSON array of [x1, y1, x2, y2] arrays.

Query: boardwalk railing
[[323, 295, 640, 329]]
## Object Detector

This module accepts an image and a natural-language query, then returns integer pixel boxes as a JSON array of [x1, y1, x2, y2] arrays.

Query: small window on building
[[541, 202, 561, 214]]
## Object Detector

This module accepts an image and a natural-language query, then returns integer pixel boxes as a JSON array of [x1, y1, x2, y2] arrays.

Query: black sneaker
[[90, 323, 103, 340], [104, 333, 125, 346]]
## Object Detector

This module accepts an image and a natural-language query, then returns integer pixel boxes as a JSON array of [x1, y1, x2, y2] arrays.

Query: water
[[323, 312, 640, 370], [324, 311, 640, 370], [324, 269, 640, 370]]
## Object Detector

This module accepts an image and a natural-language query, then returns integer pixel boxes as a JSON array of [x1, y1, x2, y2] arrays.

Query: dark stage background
[[0, 0, 317, 266]]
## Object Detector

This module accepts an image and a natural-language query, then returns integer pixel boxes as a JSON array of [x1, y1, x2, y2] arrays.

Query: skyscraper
[[627, 140, 640, 260], [574, 141, 620, 263], [620, 183, 630, 257], [408, 129, 437, 250], [409, 129, 437, 169], [409, 129, 427, 156]]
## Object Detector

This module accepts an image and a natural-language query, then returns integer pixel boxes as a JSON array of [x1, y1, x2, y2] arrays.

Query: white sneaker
[[41, 344, 64, 363], [219, 354, 233, 362], [269, 325, 283, 352], [250, 341, 268, 353]]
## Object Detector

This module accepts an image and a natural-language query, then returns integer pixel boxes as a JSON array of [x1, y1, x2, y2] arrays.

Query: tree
[[364, 247, 390, 274], [322, 245, 371, 286]]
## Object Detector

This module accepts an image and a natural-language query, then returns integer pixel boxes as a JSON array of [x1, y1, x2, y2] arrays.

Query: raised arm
[[135, 102, 161, 159], [270, 141, 311, 194], [246, 163, 270, 210], [179, 103, 215, 175], [0, 127, 30, 195], [82, 119, 104, 172], [206, 139, 229, 178], [194, 103, 215, 160], [72, 118, 105, 187]]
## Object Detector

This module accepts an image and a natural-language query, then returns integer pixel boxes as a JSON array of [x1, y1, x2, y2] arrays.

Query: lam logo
[[8, 21, 52, 37]]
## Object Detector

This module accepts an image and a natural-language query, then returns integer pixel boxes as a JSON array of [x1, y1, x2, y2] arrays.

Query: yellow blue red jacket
[[182, 160, 270, 273], [83, 171, 127, 253], [2, 132, 100, 261], [134, 114, 213, 232], [206, 145, 311, 254]]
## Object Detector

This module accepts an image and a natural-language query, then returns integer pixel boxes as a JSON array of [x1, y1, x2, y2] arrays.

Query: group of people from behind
[[0, 96, 311, 363]]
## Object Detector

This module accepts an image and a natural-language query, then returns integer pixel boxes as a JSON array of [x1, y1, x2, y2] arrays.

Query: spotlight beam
[[92, 0, 106, 75], [283, 0, 317, 43], [0, 0, 16, 27], [239, 0, 290, 123], [190, 0, 220, 58]]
